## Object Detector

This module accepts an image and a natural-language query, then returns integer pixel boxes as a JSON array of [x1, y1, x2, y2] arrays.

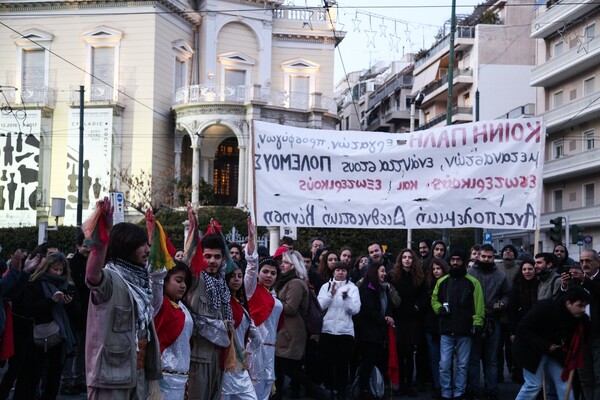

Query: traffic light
[[549, 217, 563, 243], [571, 224, 583, 244]]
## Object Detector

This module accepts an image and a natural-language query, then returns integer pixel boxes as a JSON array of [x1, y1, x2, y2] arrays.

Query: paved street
[[0, 364, 521, 400]]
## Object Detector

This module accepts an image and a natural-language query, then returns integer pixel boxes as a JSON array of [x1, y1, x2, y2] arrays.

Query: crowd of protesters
[[0, 200, 597, 400]]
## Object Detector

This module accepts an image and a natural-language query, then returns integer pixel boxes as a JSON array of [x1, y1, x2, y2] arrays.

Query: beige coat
[[275, 276, 308, 360], [85, 268, 162, 389]]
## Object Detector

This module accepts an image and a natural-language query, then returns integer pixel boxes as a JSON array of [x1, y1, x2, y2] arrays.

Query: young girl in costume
[[151, 261, 193, 400], [146, 208, 194, 400], [244, 218, 283, 400], [221, 260, 260, 400]]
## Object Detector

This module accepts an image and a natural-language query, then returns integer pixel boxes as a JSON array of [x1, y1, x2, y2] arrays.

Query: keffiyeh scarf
[[202, 271, 233, 321], [106, 259, 154, 336]]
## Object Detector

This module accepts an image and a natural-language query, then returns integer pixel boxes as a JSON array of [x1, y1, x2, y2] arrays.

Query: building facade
[[530, 0, 599, 255], [0, 0, 342, 228]]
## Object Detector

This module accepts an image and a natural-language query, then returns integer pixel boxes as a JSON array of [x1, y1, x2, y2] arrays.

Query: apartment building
[[0, 0, 342, 227], [411, 0, 535, 131], [531, 0, 599, 254]]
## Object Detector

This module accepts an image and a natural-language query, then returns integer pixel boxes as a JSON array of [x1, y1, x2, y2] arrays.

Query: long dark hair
[[364, 262, 383, 292], [390, 248, 425, 286], [425, 257, 449, 289], [107, 223, 148, 265], [226, 265, 248, 309]]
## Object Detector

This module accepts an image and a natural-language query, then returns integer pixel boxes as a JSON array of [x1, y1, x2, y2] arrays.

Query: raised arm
[[244, 216, 258, 298], [86, 198, 113, 286]]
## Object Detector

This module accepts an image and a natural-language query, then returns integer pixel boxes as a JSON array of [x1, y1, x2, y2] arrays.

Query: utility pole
[[443, 0, 457, 247], [77, 85, 84, 236]]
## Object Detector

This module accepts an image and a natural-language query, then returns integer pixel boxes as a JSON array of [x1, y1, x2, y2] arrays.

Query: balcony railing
[[414, 26, 476, 70], [421, 68, 473, 97], [416, 106, 473, 131], [530, 35, 600, 87], [544, 146, 600, 182], [1, 86, 56, 108], [174, 84, 337, 114], [368, 75, 413, 108], [531, 0, 596, 39], [497, 103, 535, 119], [543, 89, 600, 132], [70, 84, 125, 105], [273, 8, 327, 22]]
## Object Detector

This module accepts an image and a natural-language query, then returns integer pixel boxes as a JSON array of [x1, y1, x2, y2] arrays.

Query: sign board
[[64, 108, 113, 225], [484, 232, 492, 244], [253, 119, 545, 229], [584, 235, 593, 244], [110, 191, 125, 224], [0, 110, 42, 227], [281, 226, 297, 240]]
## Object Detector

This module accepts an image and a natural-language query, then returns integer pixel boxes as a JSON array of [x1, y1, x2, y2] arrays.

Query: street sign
[[584, 235, 593, 244], [110, 191, 125, 224], [484, 232, 492, 244]]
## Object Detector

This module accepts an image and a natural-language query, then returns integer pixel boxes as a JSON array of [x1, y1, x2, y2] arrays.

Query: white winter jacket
[[317, 279, 361, 336]]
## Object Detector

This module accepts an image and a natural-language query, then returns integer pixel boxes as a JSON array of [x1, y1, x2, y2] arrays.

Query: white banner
[[0, 110, 42, 227], [65, 108, 112, 226], [254, 119, 545, 229]]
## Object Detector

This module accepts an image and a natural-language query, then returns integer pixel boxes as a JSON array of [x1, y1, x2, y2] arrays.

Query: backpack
[[303, 288, 323, 335]]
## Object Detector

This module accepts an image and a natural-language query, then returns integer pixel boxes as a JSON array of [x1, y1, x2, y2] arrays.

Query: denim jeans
[[468, 318, 501, 395], [425, 333, 441, 389], [515, 355, 575, 400], [439, 335, 472, 399], [579, 337, 600, 400]]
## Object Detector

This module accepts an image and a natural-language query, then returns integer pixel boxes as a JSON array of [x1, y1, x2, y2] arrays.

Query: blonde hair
[[282, 250, 307, 279], [30, 252, 73, 284]]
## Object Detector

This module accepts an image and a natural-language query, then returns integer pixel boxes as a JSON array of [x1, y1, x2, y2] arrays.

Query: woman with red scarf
[[244, 218, 283, 400]]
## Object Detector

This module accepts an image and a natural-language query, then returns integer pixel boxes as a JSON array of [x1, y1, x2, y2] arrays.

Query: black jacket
[[355, 284, 389, 345], [513, 298, 588, 373]]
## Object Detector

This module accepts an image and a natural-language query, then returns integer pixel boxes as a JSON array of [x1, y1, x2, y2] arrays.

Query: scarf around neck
[[106, 259, 153, 335], [202, 271, 233, 321], [40, 273, 77, 354]]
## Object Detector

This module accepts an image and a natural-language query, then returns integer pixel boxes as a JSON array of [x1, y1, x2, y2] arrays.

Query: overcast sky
[[318, 0, 476, 81]]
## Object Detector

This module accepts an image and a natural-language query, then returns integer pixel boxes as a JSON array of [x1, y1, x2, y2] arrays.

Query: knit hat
[[449, 248, 467, 262], [501, 244, 518, 259]]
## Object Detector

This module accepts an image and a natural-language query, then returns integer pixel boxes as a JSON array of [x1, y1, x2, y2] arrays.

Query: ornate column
[[191, 143, 201, 205], [237, 144, 247, 208]]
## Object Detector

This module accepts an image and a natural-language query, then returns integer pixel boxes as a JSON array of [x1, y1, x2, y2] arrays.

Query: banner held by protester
[[253, 119, 545, 230]]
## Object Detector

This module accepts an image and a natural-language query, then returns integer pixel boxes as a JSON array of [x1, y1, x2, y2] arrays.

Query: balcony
[[543, 204, 600, 229], [414, 26, 476, 72], [543, 89, 600, 133], [70, 84, 126, 108], [543, 146, 600, 183], [384, 108, 411, 123], [416, 106, 473, 131], [530, 35, 600, 87], [1, 86, 56, 109], [367, 75, 413, 109], [497, 103, 535, 119], [421, 68, 473, 103], [174, 84, 337, 114], [531, 0, 596, 39], [272, 7, 333, 32]]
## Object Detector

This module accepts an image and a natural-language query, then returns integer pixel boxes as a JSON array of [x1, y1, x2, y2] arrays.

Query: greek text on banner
[[253, 119, 545, 230]]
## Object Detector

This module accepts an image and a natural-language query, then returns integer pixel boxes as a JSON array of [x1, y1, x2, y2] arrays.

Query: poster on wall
[[0, 109, 42, 227], [64, 108, 112, 226]]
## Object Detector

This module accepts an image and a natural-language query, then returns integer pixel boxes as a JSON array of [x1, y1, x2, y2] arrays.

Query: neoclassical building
[[0, 0, 342, 228]]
